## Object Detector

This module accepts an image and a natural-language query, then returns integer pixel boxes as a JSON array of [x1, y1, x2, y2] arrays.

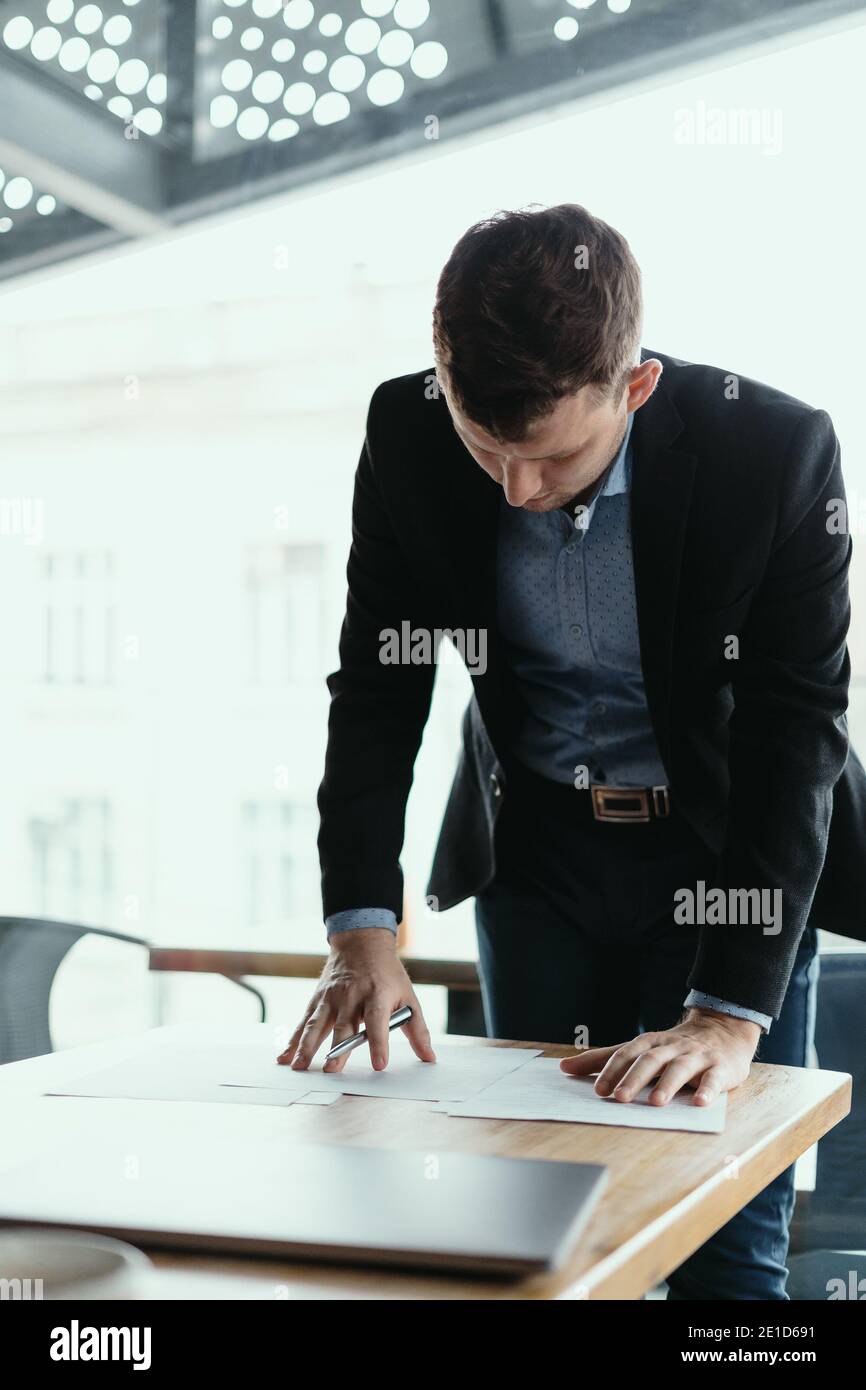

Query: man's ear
[[628, 358, 663, 411]]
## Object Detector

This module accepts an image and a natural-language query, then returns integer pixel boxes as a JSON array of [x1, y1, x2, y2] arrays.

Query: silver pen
[[324, 1005, 413, 1063]]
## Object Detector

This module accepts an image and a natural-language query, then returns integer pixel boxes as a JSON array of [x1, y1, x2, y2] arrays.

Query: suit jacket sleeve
[[317, 385, 436, 921], [687, 407, 851, 1017]]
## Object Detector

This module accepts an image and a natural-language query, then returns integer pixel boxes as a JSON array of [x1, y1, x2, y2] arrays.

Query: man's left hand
[[559, 1009, 762, 1107]]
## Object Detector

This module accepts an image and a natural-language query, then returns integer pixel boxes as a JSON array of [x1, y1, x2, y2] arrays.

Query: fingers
[[602, 1044, 684, 1102], [592, 1034, 671, 1098], [288, 1002, 335, 1071], [692, 1064, 726, 1106], [646, 1054, 709, 1106], [277, 1018, 306, 1066], [402, 995, 436, 1063], [560, 1046, 618, 1076], [322, 1008, 362, 1073], [362, 994, 393, 1070]]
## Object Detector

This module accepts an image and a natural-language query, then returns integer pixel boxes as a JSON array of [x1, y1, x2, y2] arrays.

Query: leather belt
[[590, 784, 670, 823]]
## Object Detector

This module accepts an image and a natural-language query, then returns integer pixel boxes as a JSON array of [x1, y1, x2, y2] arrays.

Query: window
[[41, 549, 115, 686]]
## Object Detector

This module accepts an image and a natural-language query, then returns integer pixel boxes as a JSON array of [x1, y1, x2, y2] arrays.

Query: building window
[[244, 542, 324, 685], [241, 799, 318, 928], [42, 550, 115, 686], [29, 797, 114, 924]]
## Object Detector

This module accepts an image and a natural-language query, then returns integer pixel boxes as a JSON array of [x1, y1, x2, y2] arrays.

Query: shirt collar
[[599, 408, 634, 497]]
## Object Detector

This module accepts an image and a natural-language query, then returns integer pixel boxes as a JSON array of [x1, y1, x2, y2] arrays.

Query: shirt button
[[489, 772, 502, 798], [570, 624, 582, 639], [565, 544, 576, 556]]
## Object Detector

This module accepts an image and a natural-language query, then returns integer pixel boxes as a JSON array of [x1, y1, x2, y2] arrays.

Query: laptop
[[0, 1136, 607, 1276]]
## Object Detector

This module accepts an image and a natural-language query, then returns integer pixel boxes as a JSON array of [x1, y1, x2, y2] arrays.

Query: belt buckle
[[590, 785, 671, 822], [591, 786, 651, 823]]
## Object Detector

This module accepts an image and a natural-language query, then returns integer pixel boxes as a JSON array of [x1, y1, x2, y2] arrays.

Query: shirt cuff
[[684, 989, 772, 1034], [325, 908, 399, 939]]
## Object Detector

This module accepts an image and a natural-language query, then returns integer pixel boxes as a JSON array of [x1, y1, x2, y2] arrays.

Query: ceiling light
[[116, 57, 149, 93], [252, 0, 282, 15], [133, 107, 163, 135], [103, 13, 132, 44], [146, 73, 166, 103], [0, 218, 13, 233], [212, 16, 232, 38], [209, 94, 238, 127], [378, 29, 413, 65], [241, 26, 263, 50], [3, 16, 35, 50], [345, 18, 380, 55], [303, 50, 327, 74], [268, 118, 299, 140], [410, 40, 447, 78], [107, 94, 133, 116], [313, 92, 350, 124], [3, 176, 34, 210], [362, 0, 395, 15], [47, 0, 75, 21], [252, 69, 284, 102], [236, 106, 269, 140], [87, 46, 119, 81], [271, 38, 294, 61], [74, 5, 103, 36], [366, 68, 403, 105], [58, 35, 90, 70], [283, 1, 314, 30], [554, 16, 579, 39], [31, 25, 62, 60], [393, 0, 429, 28], [283, 80, 315, 115], [328, 54, 365, 93], [319, 13, 342, 36], [221, 58, 253, 91], [36, 194, 58, 215]]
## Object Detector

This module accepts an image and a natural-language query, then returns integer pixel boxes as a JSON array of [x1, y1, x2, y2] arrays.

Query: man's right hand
[[278, 928, 436, 1074]]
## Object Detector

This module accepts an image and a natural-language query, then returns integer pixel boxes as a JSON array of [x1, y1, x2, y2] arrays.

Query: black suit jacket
[[318, 348, 866, 1018]]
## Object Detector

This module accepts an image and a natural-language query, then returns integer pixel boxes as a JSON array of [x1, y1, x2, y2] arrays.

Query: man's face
[[440, 360, 661, 512]]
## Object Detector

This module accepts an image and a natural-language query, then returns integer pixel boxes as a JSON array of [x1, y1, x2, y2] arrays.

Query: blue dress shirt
[[326, 412, 772, 1033]]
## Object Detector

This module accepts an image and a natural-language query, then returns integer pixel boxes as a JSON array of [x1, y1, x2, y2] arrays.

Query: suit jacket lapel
[[442, 419, 524, 745], [630, 353, 697, 778]]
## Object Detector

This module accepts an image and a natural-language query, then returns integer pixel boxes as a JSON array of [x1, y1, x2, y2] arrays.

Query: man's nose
[[501, 461, 541, 507]]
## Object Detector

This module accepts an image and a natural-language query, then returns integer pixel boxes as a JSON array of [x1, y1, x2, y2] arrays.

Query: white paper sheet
[[431, 1057, 727, 1133], [43, 1036, 539, 1107], [219, 1034, 541, 1102], [44, 1050, 340, 1108]]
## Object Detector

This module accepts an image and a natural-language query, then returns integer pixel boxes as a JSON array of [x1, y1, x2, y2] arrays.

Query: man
[[282, 204, 866, 1298]]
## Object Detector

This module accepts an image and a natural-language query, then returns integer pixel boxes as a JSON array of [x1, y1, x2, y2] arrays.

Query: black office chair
[[0, 915, 149, 1064], [787, 952, 866, 1299]]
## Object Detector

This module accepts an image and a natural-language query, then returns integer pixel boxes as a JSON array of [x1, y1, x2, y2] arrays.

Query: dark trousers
[[474, 760, 819, 1300]]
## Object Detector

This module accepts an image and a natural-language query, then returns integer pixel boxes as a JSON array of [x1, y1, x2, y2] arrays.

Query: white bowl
[[0, 1229, 151, 1300]]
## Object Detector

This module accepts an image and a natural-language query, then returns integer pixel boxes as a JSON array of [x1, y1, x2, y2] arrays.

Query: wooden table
[[0, 1026, 850, 1300]]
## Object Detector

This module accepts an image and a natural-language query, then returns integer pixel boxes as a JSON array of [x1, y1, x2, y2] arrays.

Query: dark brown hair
[[432, 203, 642, 442]]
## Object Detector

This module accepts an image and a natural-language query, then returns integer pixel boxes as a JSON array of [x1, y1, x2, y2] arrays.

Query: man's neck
[[558, 469, 609, 520]]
